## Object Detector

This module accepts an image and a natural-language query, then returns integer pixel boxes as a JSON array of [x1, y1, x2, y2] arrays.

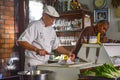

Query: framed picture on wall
[[94, 8, 110, 23]]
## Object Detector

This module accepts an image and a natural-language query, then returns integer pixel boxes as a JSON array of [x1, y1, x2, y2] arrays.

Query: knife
[[95, 47, 100, 64], [86, 47, 90, 59], [86, 35, 90, 58]]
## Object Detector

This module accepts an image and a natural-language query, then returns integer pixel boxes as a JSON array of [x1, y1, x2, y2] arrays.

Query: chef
[[17, 5, 75, 70]]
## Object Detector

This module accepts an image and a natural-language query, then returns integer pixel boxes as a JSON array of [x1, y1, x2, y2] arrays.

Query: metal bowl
[[18, 70, 55, 80]]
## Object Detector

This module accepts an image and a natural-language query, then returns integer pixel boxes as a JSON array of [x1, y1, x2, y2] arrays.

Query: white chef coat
[[18, 20, 60, 70]]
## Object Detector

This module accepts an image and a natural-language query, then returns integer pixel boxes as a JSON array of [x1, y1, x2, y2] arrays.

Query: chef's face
[[97, 23, 109, 34], [43, 13, 55, 27]]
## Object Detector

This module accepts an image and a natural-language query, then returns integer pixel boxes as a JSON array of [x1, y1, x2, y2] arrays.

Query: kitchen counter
[[37, 43, 120, 80], [37, 62, 95, 80], [37, 63, 120, 80]]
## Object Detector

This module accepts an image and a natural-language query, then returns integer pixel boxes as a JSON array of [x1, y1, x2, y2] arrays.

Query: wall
[[107, 2, 120, 40], [0, 0, 14, 58], [78, 0, 120, 40]]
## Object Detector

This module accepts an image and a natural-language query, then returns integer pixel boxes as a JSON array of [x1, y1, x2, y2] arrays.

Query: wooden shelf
[[55, 28, 82, 32], [55, 10, 92, 51]]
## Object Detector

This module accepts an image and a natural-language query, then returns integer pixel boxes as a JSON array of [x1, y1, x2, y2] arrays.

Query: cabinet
[[44, 0, 93, 51], [53, 10, 93, 51]]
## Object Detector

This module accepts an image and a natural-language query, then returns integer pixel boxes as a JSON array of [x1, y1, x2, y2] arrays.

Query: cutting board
[[38, 62, 93, 68]]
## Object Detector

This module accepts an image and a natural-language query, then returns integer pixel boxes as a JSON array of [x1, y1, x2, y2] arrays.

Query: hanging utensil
[[95, 47, 100, 64], [86, 47, 90, 59], [85, 35, 90, 59], [111, 0, 120, 8]]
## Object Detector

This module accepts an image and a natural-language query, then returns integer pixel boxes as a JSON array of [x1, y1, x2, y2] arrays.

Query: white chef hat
[[43, 5, 60, 17]]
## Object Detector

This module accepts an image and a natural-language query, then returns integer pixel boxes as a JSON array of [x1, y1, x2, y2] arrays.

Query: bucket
[[18, 70, 55, 80]]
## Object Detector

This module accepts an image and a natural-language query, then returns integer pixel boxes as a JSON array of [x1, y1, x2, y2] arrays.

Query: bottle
[[62, 0, 68, 12], [67, 0, 72, 11]]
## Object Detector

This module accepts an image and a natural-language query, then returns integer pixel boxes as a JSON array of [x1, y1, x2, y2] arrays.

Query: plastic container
[[84, 36, 97, 43]]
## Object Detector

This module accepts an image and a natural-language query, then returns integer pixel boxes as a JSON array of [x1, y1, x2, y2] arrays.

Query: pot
[[18, 70, 55, 80]]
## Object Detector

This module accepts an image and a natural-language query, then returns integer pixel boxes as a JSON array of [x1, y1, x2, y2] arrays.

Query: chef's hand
[[36, 49, 49, 56], [68, 53, 75, 61]]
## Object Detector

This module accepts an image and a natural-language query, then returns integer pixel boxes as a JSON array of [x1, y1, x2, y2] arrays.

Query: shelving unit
[[53, 10, 92, 51], [44, 0, 93, 51]]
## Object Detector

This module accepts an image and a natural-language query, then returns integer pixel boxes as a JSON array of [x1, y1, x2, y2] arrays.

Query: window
[[29, 0, 43, 22]]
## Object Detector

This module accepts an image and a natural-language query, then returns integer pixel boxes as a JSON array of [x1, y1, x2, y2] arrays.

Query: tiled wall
[[0, 0, 15, 58]]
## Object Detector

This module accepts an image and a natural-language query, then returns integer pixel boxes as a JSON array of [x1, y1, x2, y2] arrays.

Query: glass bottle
[[67, 0, 72, 11]]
